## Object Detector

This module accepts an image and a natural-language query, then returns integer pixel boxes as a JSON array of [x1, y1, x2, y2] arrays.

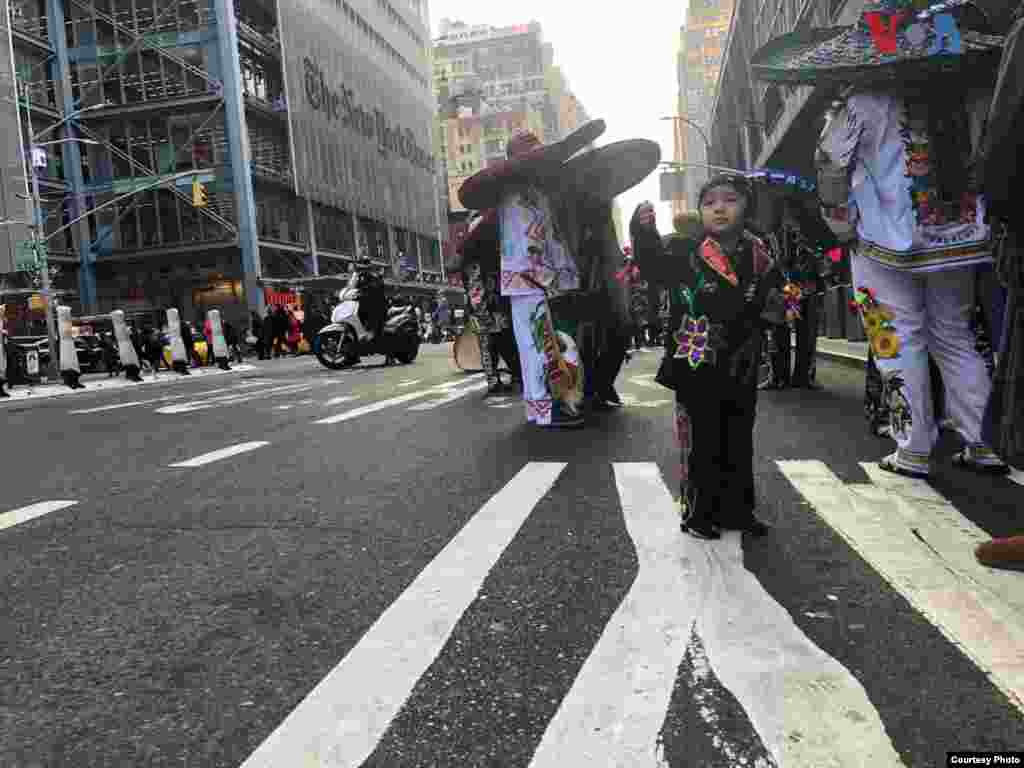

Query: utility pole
[[21, 85, 59, 380]]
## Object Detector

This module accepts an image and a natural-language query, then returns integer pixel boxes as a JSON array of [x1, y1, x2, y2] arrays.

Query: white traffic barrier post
[[207, 309, 231, 371], [58, 305, 83, 389], [111, 310, 143, 382], [166, 308, 190, 376], [0, 303, 8, 397]]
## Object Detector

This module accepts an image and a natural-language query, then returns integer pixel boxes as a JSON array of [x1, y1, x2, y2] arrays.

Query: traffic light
[[191, 177, 208, 208]]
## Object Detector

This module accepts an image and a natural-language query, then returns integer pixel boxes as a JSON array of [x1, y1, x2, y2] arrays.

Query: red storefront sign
[[264, 287, 301, 308]]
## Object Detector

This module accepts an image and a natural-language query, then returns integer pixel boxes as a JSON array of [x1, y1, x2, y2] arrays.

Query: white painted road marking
[[240, 462, 568, 768], [315, 376, 485, 425], [531, 463, 902, 768], [1008, 468, 1024, 487], [156, 382, 325, 414], [780, 460, 1024, 714], [0, 500, 78, 532], [324, 395, 360, 407], [168, 441, 270, 468], [397, 379, 423, 388], [68, 383, 263, 414], [407, 381, 489, 411]]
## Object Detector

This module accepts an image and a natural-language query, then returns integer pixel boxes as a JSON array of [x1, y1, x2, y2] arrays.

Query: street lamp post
[[660, 114, 712, 158]]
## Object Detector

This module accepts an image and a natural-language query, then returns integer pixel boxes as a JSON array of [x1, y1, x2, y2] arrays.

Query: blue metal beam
[[46, 0, 95, 312], [213, 0, 264, 318]]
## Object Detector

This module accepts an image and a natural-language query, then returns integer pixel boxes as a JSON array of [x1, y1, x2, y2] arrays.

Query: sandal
[[679, 500, 720, 540], [878, 452, 929, 479], [952, 447, 1011, 476]]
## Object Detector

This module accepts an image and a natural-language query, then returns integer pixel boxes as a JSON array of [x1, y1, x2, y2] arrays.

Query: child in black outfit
[[630, 175, 786, 540]]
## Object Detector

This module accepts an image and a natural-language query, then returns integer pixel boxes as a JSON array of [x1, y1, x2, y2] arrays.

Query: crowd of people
[[444, 0, 1023, 563]]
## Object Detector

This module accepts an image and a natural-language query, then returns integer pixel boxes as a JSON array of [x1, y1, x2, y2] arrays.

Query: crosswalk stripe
[[324, 395, 360, 407], [314, 377, 485, 425], [68, 382, 264, 414], [0, 500, 78, 532], [240, 462, 568, 768], [531, 463, 902, 768], [168, 441, 269, 468], [156, 383, 325, 414], [779, 460, 1024, 715], [407, 381, 489, 411]]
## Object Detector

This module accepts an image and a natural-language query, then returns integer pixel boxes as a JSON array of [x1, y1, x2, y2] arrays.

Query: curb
[[816, 348, 868, 371]]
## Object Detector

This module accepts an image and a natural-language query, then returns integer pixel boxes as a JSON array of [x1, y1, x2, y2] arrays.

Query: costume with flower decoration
[[802, 0, 1008, 477], [631, 200, 786, 531]]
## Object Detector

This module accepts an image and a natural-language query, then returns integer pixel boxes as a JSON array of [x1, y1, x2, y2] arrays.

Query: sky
[[428, 0, 687, 241]]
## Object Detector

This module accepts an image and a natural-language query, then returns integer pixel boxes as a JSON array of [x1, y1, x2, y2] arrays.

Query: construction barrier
[[58, 305, 83, 389], [111, 310, 142, 382], [207, 309, 230, 370], [166, 308, 190, 375]]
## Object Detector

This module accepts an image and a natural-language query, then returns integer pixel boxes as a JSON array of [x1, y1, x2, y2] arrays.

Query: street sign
[[28, 293, 45, 311], [15, 240, 39, 271]]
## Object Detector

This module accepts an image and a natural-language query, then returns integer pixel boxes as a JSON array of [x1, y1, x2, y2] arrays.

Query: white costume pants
[[852, 251, 994, 474], [509, 294, 584, 425]]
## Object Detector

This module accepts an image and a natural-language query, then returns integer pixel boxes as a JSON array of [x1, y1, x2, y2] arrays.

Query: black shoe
[[793, 380, 823, 390], [0, 388, 9, 398], [681, 518, 721, 540], [483, 382, 503, 398], [600, 386, 623, 406], [759, 380, 788, 391], [721, 515, 771, 537]]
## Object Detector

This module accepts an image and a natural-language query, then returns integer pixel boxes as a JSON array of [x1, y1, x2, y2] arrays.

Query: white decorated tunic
[[819, 90, 992, 273], [498, 187, 579, 297]]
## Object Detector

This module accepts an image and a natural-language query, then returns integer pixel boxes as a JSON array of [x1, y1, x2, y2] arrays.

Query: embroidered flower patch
[[673, 314, 721, 369], [854, 286, 901, 359]]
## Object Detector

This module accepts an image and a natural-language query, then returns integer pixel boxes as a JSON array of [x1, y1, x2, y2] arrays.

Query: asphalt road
[[1, 342, 1023, 768]]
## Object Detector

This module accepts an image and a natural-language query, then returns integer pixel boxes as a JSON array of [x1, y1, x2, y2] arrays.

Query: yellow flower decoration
[[862, 311, 884, 335], [872, 330, 901, 359]]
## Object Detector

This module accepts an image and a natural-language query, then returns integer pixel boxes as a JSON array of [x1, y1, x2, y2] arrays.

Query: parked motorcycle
[[315, 264, 421, 370]]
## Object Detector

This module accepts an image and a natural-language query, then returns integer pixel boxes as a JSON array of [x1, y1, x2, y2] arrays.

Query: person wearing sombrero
[[558, 138, 661, 408], [630, 176, 786, 539], [451, 208, 521, 396], [458, 121, 605, 429], [753, 0, 1009, 478]]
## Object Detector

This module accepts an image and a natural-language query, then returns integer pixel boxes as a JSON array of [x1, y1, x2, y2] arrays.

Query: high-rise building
[[1, 0, 450, 334], [433, 20, 587, 218], [673, 0, 733, 215]]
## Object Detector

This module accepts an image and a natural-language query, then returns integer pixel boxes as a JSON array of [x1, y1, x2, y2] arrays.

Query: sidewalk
[[0, 363, 258, 404], [817, 337, 869, 368]]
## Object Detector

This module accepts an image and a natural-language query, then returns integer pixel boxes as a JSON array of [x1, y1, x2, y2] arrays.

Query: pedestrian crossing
[[66, 372, 678, 422], [236, 460, 1023, 768]]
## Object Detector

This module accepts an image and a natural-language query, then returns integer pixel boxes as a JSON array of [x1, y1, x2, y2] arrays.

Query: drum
[[453, 328, 483, 372]]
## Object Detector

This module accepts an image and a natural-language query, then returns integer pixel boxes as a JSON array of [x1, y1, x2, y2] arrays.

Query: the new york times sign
[[303, 58, 435, 174], [276, 0, 437, 236]]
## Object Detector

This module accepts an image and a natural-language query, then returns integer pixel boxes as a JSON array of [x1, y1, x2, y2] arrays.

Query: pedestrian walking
[[631, 176, 785, 540], [272, 305, 289, 357], [251, 311, 266, 359]]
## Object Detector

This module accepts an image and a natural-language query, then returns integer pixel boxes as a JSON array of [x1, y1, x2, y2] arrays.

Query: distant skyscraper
[[673, 0, 733, 215]]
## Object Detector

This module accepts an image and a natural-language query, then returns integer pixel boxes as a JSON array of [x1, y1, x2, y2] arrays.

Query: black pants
[[594, 324, 629, 396], [677, 386, 757, 528], [792, 295, 820, 385]]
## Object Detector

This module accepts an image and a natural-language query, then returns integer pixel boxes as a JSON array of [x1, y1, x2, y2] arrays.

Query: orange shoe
[[975, 536, 1024, 572]]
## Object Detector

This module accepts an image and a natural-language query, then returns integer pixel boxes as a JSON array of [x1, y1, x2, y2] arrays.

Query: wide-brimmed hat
[[751, 0, 1004, 86], [458, 120, 607, 211], [561, 139, 662, 202]]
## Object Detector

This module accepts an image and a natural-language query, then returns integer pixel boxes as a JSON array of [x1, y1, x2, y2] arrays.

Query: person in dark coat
[[272, 305, 289, 358], [251, 311, 266, 359], [631, 178, 785, 540]]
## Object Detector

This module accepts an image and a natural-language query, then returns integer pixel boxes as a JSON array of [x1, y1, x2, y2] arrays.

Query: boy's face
[[700, 184, 747, 237]]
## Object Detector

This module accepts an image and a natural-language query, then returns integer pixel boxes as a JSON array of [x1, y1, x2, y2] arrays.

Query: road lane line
[[1008, 468, 1024, 487], [68, 384, 256, 414], [324, 395, 360, 407], [397, 379, 423, 388], [168, 441, 269, 468], [314, 377, 485, 425], [0, 500, 78, 532], [531, 463, 903, 768], [240, 462, 568, 768], [407, 381, 488, 411], [781, 460, 1024, 715], [156, 382, 323, 414]]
